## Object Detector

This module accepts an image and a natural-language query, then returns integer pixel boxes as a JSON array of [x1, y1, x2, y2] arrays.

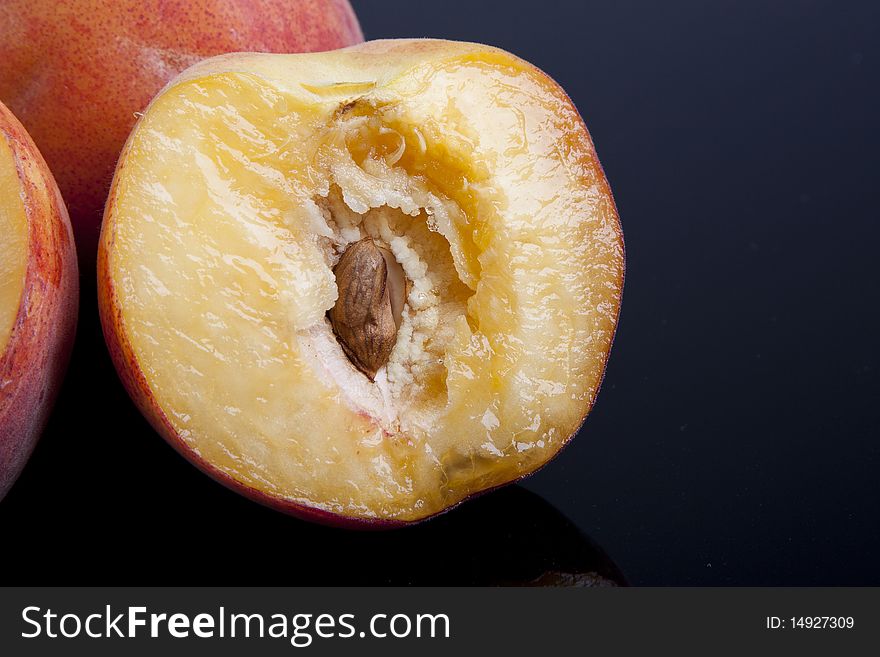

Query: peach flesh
[[0, 134, 28, 356], [99, 40, 625, 525]]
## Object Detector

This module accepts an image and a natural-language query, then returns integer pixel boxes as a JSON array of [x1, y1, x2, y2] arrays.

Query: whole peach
[[0, 0, 362, 268]]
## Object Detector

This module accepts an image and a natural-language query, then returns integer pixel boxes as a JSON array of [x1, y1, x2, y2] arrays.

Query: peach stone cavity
[[102, 42, 624, 522]]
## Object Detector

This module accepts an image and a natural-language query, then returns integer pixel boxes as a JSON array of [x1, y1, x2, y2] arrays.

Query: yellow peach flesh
[[0, 133, 27, 355], [103, 41, 624, 521]]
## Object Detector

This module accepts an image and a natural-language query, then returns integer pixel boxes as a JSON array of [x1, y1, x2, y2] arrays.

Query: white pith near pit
[[306, 177, 472, 433]]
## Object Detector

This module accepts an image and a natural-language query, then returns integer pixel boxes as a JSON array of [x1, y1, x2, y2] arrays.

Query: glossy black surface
[[2, 0, 878, 585]]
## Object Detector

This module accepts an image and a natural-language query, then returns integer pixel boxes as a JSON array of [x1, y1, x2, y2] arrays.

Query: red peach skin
[[0, 0, 363, 268]]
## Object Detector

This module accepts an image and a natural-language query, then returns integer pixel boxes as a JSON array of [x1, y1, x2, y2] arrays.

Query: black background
[[2, 0, 878, 585]]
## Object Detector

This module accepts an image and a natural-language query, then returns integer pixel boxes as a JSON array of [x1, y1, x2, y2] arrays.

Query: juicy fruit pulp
[[101, 40, 624, 523], [0, 133, 27, 356]]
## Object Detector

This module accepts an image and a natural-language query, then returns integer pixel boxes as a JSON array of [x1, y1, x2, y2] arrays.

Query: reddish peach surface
[[0, 0, 363, 267], [0, 101, 78, 500]]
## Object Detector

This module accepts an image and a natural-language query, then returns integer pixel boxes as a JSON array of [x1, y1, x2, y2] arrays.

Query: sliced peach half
[[0, 100, 78, 500], [0, 128, 27, 358], [99, 40, 624, 525]]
